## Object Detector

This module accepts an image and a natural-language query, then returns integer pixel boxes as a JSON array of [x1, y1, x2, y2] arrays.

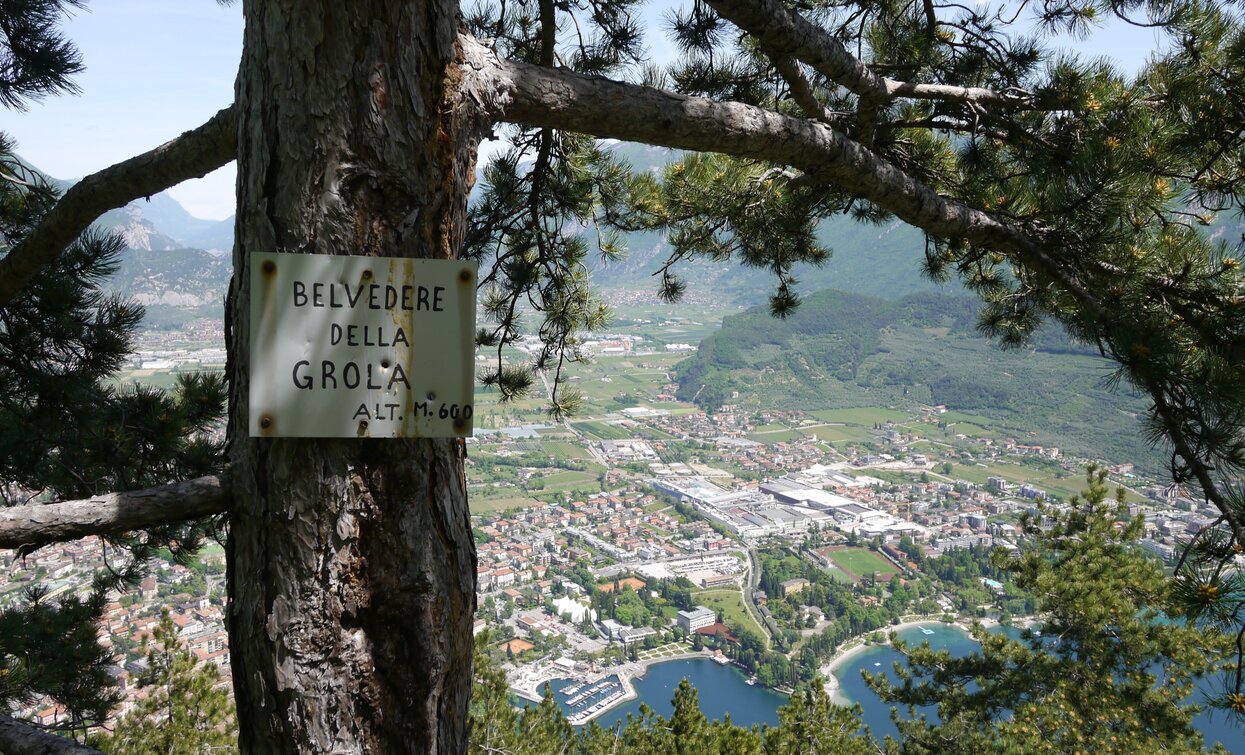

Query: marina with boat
[[509, 651, 729, 724]]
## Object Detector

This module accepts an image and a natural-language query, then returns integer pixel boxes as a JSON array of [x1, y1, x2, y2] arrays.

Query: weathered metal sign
[[249, 252, 477, 438]]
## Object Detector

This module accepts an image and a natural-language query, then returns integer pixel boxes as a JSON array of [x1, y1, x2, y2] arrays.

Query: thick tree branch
[[703, 0, 1037, 110], [0, 714, 102, 755], [0, 105, 238, 306], [0, 475, 230, 551], [463, 37, 1100, 317]]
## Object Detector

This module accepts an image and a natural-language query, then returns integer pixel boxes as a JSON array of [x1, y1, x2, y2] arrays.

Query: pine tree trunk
[[226, 1, 480, 751]]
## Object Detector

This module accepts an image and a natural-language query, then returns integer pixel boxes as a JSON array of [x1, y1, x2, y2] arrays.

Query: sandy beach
[[819, 619, 962, 705]]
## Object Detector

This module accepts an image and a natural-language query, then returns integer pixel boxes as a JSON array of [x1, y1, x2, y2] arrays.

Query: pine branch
[[466, 36, 1101, 317], [0, 713, 102, 755], [703, 0, 1040, 109], [0, 475, 230, 551], [0, 104, 237, 306]]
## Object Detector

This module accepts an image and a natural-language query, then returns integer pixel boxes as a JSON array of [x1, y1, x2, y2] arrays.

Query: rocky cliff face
[[80, 192, 232, 327], [104, 206, 183, 251], [108, 246, 230, 326]]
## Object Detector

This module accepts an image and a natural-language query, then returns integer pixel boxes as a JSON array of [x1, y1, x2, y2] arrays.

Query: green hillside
[[584, 144, 948, 303], [675, 289, 1164, 470]]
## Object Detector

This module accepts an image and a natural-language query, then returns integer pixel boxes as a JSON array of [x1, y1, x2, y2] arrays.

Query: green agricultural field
[[638, 426, 679, 440], [539, 441, 593, 460], [573, 380, 628, 402], [539, 470, 600, 491], [901, 420, 995, 441], [942, 420, 997, 437], [809, 407, 912, 425], [469, 495, 546, 514], [938, 410, 998, 425], [570, 420, 632, 439], [939, 460, 1141, 502], [747, 430, 803, 444], [800, 424, 875, 443], [825, 547, 898, 581], [692, 588, 767, 641], [114, 369, 196, 390], [752, 423, 791, 433]]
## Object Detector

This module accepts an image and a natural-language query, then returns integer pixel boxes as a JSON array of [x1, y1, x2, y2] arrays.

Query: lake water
[[554, 626, 1245, 751], [550, 658, 788, 730], [833, 623, 1245, 752]]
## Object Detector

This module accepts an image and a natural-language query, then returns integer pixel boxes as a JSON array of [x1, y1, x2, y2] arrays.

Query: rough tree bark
[[226, 1, 480, 751]]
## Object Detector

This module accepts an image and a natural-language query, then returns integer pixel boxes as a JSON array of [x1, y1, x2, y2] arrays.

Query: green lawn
[[822, 564, 855, 583], [540, 470, 600, 491], [692, 588, 767, 641]]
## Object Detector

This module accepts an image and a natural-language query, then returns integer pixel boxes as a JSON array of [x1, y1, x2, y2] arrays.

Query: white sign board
[[249, 252, 477, 438]]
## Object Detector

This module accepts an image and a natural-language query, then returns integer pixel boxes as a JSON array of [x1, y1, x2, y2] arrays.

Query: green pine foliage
[[0, 586, 121, 736], [91, 610, 238, 754], [1, 6, 227, 735], [0, 0, 84, 109], [868, 469, 1227, 753]]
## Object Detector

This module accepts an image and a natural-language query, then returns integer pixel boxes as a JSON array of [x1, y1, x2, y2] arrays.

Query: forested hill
[[675, 289, 1165, 470]]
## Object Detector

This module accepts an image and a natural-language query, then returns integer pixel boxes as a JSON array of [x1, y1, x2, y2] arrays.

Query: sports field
[[824, 547, 898, 581]]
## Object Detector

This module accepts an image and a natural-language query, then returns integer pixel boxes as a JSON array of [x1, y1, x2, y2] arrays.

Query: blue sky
[[5, 2, 1169, 220]]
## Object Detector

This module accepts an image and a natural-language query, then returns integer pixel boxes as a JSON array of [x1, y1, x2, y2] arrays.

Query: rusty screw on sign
[[259, 414, 274, 431], [261, 260, 277, 276], [454, 417, 467, 433], [362, 269, 373, 280], [358, 420, 369, 434], [459, 268, 473, 283]]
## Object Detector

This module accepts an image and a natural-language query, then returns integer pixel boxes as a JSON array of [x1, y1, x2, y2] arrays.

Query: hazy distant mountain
[[93, 205, 183, 252], [16, 146, 950, 329], [14, 158, 232, 326], [119, 192, 221, 244], [184, 216, 236, 253]]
